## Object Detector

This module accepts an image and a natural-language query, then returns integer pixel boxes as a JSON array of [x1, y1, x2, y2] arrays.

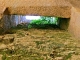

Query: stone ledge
[[0, 0, 71, 18], [6, 6, 71, 18]]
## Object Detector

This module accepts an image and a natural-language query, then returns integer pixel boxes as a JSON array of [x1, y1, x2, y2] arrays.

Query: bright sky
[[25, 16, 40, 20]]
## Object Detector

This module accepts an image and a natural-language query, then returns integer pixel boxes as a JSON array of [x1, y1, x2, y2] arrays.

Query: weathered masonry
[[0, 0, 80, 38]]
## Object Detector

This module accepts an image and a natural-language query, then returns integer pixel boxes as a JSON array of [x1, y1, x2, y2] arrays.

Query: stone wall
[[7, 6, 71, 18], [0, 0, 71, 18], [68, 7, 80, 38]]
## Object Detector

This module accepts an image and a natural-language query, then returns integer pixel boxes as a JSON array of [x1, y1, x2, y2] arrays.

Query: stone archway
[[0, 0, 80, 38]]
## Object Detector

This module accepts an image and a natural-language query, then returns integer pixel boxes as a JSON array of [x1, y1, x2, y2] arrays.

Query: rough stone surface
[[67, 0, 80, 8], [0, 2, 6, 19], [0, 0, 71, 18], [71, 55, 80, 60], [7, 6, 71, 18], [0, 44, 7, 50], [68, 7, 80, 38]]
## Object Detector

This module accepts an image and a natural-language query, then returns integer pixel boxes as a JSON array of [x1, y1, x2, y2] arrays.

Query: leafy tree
[[28, 16, 59, 29], [40, 16, 52, 24]]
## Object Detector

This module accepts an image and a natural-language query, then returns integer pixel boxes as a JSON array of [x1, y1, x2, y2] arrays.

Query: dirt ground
[[0, 28, 80, 60]]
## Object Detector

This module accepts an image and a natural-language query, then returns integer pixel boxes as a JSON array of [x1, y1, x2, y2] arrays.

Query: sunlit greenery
[[31, 16, 58, 24], [28, 16, 58, 29]]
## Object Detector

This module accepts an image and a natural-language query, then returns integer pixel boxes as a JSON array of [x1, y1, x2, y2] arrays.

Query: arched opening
[[0, 15, 70, 34]]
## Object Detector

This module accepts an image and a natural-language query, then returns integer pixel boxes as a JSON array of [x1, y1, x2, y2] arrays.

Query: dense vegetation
[[28, 16, 59, 29]]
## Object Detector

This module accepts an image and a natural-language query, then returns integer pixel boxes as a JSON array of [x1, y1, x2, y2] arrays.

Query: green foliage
[[30, 19, 49, 25], [30, 19, 43, 24], [28, 24, 32, 29], [30, 16, 58, 25], [2, 53, 9, 60], [63, 53, 72, 60], [28, 16, 59, 29]]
